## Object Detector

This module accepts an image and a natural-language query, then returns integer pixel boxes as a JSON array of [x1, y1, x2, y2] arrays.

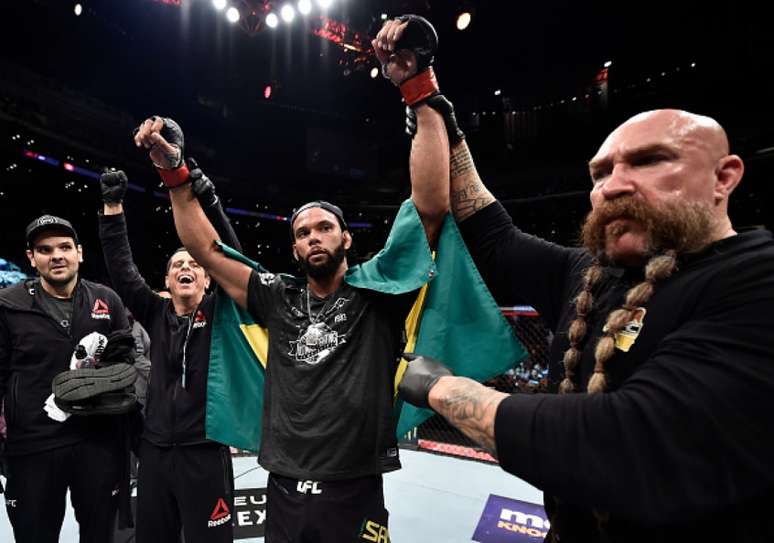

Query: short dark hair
[[165, 247, 188, 273]]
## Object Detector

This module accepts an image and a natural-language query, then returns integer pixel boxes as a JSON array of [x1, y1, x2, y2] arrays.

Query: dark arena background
[[1, 1, 773, 541]]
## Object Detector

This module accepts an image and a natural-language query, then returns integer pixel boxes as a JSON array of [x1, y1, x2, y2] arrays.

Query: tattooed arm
[[450, 141, 497, 222], [428, 376, 509, 457]]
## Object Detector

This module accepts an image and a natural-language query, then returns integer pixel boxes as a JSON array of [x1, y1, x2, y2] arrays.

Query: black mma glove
[[134, 116, 188, 188], [405, 94, 465, 146], [395, 15, 440, 106], [153, 116, 185, 169], [398, 353, 453, 409], [396, 14, 438, 74], [187, 158, 219, 207], [100, 170, 129, 204]]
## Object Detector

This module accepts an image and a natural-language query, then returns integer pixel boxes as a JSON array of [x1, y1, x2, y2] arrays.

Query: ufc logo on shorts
[[296, 480, 322, 494]]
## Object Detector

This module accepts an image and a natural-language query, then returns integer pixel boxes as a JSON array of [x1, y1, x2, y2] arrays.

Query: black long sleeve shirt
[[98, 200, 242, 446], [460, 201, 774, 542]]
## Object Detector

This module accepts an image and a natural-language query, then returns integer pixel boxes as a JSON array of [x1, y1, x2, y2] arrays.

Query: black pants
[[265, 473, 390, 543], [135, 441, 234, 543], [4, 439, 122, 543]]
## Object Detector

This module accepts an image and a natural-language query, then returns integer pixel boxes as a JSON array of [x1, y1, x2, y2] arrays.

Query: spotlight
[[212, 0, 227, 10], [266, 12, 279, 28], [456, 11, 472, 30], [280, 4, 295, 23], [74, 3, 82, 16], [298, 0, 312, 15], [604, 60, 612, 68], [494, 89, 501, 96], [226, 6, 240, 23], [317, 0, 333, 9], [370, 67, 379, 79], [264, 85, 272, 99], [380, 13, 388, 20]]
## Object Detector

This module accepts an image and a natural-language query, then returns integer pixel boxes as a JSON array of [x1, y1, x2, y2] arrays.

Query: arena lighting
[[264, 84, 272, 99], [280, 4, 295, 23], [380, 13, 388, 20], [298, 0, 312, 15], [20, 148, 374, 226], [74, 3, 83, 16], [317, 0, 333, 9], [212, 0, 227, 10], [494, 89, 501, 96], [266, 12, 279, 28], [604, 60, 612, 68], [226, 6, 240, 23], [370, 66, 379, 78], [456, 11, 472, 30]]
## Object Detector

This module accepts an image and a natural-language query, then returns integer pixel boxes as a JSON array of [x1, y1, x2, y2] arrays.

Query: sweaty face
[[165, 250, 209, 301], [586, 110, 729, 265], [292, 207, 351, 280], [26, 234, 82, 288]]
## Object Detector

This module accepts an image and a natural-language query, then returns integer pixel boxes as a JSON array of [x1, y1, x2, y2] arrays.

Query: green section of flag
[[206, 249, 268, 452], [394, 213, 527, 437]]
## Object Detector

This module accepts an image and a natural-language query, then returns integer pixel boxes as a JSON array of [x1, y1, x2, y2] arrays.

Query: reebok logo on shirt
[[91, 298, 111, 320], [207, 497, 231, 528], [192, 309, 208, 329]]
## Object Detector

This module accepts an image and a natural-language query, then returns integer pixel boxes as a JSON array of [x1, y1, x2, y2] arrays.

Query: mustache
[[580, 196, 714, 260], [306, 248, 331, 261]]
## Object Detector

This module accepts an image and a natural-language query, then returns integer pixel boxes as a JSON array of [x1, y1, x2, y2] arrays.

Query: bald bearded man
[[397, 104, 774, 542]]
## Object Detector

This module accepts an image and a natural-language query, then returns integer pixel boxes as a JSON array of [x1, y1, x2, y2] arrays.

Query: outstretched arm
[[168, 184, 251, 309], [374, 17, 449, 247], [410, 105, 449, 247], [133, 117, 252, 309]]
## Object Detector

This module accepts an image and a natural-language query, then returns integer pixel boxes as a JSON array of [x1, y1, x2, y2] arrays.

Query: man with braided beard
[[376, 28, 774, 540]]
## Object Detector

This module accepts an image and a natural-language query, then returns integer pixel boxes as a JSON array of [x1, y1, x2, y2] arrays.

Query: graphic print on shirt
[[289, 297, 350, 365], [257, 272, 276, 286], [603, 307, 647, 352]]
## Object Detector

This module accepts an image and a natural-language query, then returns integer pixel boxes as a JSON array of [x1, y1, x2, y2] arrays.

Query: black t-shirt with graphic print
[[247, 270, 416, 481]]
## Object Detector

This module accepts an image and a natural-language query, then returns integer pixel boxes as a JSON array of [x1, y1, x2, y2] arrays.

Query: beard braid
[[580, 196, 715, 265], [559, 251, 678, 395]]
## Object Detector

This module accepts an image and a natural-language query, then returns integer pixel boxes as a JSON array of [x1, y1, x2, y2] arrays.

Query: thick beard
[[580, 196, 714, 265], [299, 242, 346, 280]]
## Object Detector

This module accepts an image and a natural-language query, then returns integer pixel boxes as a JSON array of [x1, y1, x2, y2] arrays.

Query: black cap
[[289, 201, 348, 239], [25, 215, 79, 248]]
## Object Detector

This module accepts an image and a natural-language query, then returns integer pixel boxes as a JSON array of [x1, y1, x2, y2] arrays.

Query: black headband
[[289, 201, 348, 239]]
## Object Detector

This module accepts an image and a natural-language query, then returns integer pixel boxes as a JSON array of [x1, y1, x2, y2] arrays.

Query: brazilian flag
[[205, 200, 526, 451]]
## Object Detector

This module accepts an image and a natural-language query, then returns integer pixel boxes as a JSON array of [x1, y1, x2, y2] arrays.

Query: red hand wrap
[[400, 68, 440, 107], [157, 163, 190, 188]]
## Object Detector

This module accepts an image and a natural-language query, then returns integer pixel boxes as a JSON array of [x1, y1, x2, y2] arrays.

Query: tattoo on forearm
[[163, 148, 181, 168], [450, 146, 475, 178], [437, 378, 506, 458], [451, 185, 490, 215], [449, 144, 494, 220]]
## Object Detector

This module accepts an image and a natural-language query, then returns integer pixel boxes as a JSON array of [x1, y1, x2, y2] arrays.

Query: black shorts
[[265, 473, 390, 543], [135, 441, 234, 543]]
